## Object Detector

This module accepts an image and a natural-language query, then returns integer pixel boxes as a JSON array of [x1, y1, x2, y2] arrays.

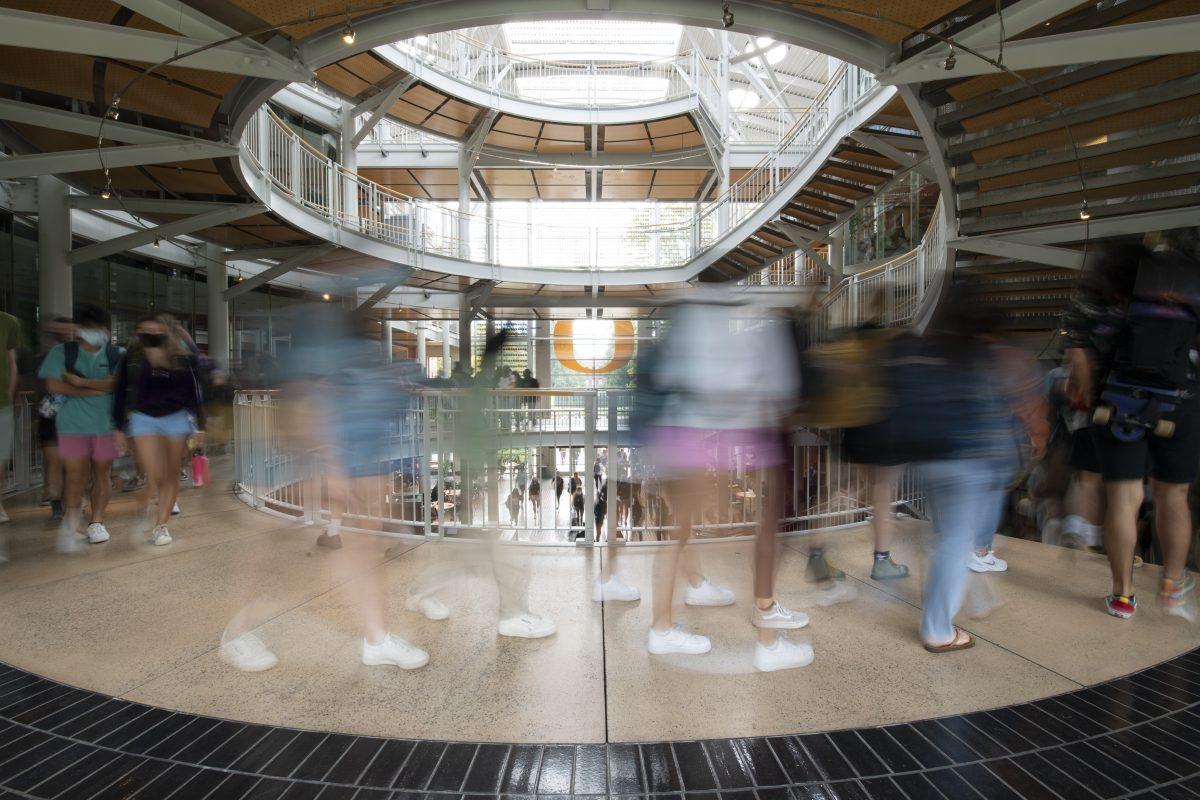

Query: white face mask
[[78, 329, 109, 348]]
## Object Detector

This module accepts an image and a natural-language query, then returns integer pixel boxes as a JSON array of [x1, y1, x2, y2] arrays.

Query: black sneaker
[[316, 532, 343, 550], [49, 499, 63, 522]]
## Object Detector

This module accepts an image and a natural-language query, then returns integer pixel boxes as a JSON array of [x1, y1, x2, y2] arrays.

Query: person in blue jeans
[[907, 298, 1045, 652]]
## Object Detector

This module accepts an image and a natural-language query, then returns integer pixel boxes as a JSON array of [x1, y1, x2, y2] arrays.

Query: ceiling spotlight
[[1079, 200, 1091, 221], [322, 292, 332, 301], [721, 2, 734, 28], [341, 21, 356, 46], [943, 46, 956, 71], [99, 179, 113, 200], [152, 238, 160, 249]]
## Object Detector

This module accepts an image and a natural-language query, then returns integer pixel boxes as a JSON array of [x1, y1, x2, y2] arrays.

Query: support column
[[382, 320, 393, 363], [203, 242, 229, 370], [37, 176, 71, 322], [441, 320, 451, 377], [341, 112, 358, 226], [457, 159, 471, 259], [535, 320, 554, 480], [415, 323, 426, 377], [829, 228, 844, 279], [717, 32, 732, 235], [458, 295, 473, 371]]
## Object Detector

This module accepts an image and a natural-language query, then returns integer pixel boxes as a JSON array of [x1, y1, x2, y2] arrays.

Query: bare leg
[[62, 458, 88, 532], [1104, 480, 1143, 597], [651, 472, 704, 632], [43, 443, 62, 500], [871, 465, 901, 553], [157, 437, 187, 527], [134, 435, 163, 522], [1152, 480, 1191, 583], [755, 466, 784, 645], [89, 460, 112, 524]]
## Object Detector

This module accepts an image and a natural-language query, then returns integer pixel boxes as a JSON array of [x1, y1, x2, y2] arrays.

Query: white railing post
[[422, 394, 434, 538], [606, 391, 618, 544]]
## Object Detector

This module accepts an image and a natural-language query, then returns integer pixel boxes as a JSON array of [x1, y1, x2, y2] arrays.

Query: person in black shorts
[[1064, 233, 1200, 620]]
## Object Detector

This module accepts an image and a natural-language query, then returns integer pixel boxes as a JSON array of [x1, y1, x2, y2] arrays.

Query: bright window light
[[752, 36, 788, 66], [729, 87, 760, 109], [501, 21, 683, 60]]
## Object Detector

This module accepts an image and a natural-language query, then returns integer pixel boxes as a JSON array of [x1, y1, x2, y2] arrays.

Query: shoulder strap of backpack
[[105, 345, 122, 374], [63, 341, 79, 375]]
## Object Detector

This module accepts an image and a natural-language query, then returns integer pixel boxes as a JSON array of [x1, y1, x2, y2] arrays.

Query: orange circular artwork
[[552, 320, 636, 374]]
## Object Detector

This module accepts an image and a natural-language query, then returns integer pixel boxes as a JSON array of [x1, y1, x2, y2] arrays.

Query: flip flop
[[923, 627, 975, 653]]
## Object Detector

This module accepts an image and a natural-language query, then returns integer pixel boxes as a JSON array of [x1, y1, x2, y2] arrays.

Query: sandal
[[923, 627, 975, 653]]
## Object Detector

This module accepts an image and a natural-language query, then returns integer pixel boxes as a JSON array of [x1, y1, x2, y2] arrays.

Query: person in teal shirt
[[37, 304, 123, 551]]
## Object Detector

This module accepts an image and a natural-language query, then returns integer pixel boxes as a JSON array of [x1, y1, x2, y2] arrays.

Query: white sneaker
[[405, 594, 450, 620], [220, 632, 278, 672], [56, 524, 84, 554], [685, 577, 735, 607], [86, 523, 110, 544], [969, 550, 1008, 573], [816, 580, 857, 606], [0, 507, 10, 524], [151, 525, 173, 546], [362, 633, 428, 669], [754, 638, 815, 672], [593, 575, 641, 602], [752, 601, 809, 630], [497, 613, 557, 639], [171, 503, 181, 516], [647, 624, 711, 655]]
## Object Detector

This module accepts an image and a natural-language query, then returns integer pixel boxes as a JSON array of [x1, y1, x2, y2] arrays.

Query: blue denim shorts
[[128, 410, 194, 439]]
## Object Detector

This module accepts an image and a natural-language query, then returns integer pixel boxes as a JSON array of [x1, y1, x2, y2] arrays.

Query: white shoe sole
[[685, 594, 735, 607], [362, 652, 429, 669], [593, 585, 641, 603], [220, 653, 278, 673], [405, 596, 449, 621], [647, 640, 712, 656], [498, 623, 557, 639], [753, 615, 810, 630], [755, 649, 815, 672]]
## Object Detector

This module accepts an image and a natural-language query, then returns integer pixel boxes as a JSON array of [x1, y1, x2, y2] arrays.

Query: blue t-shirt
[[38, 343, 121, 436]]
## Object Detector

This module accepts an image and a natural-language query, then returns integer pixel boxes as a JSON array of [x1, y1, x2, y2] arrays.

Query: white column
[[717, 32, 732, 235], [341, 112, 358, 225], [203, 242, 230, 370], [441, 320, 451, 377], [457, 158, 471, 259], [382, 320, 393, 363], [415, 323, 426, 376], [458, 295, 473, 372], [829, 227, 844, 278], [37, 176, 72, 322]]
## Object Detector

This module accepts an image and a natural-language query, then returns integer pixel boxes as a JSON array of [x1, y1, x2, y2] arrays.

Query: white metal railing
[[815, 195, 947, 336], [741, 250, 830, 287], [7, 394, 40, 496], [241, 65, 880, 273], [389, 32, 705, 109], [234, 387, 927, 545]]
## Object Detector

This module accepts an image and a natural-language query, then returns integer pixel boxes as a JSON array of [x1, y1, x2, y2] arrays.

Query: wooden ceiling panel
[[491, 185, 538, 199], [102, 63, 219, 128], [479, 169, 534, 185], [604, 169, 654, 185], [361, 168, 416, 184], [651, 134, 692, 151], [603, 184, 649, 200], [485, 130, 536, 149], [143, 163, 234, 195], [649, 184, 697, 200], [653, 169, 708, 185], [1, 1, 119, 22], [604, 123, 649, 142], [540, 123, 585, 141], [535, 140, 587, 153], [977, 137, 1200, 192], [533, 169, 586, 186], [646, 116, 694, 137], [408, 168, 457, 185], [494, 115, 542, 136], [438, 98, 481, 124], [422, 114, 470, 139], [603, 139, 652, 152], [0, 49, 94, 101], [401, 84, 447, 112], [317, 64, 371, 99], [679, 131, 706, 148], [539, 185, 587, 200], [795, 0, 967, 43], [389, 99, 432, 125], [338, 52, 392, 85]]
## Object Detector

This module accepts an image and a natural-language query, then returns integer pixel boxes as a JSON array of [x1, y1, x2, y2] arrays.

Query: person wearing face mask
[[112, 314, 205, 547], [38, 304, 123, 552]]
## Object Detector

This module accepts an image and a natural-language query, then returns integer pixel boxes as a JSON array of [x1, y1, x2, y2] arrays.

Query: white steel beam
[[0, 140, 237, 180], [983, 205, 1200, 246], [0, 8, 312, 82], [224, 244, 335, 299], [795, 242, 837, 280], [351, 77, 418, 148], [0, 98, 193, 145], [69, 197, 247, 215], [222, 245, 315, 262], [113, 0, 242, 41], [882, 15, 1200, 84], [68, 203, 265, 265], [949, 236, 1084, 270], [358, 281, 402, 310]]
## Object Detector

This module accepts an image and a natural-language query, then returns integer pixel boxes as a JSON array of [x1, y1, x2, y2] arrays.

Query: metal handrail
[[241, 65, 882, 273]]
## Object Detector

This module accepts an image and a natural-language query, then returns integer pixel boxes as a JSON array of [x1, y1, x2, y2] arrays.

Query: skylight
[[501, 21, 683, 61]]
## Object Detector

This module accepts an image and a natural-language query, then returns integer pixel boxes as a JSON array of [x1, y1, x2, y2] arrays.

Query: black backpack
[[64, 341, 122, 377], [1109, 252, 1200, 391]]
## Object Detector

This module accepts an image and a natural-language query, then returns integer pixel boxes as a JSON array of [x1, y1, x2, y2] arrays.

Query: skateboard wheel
[[1154, 419, 1176, 438], [1092, 405, 1112, 425]]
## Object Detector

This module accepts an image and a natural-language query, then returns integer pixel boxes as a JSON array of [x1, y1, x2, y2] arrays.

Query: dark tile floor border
[[2, 649, 1200, 799]]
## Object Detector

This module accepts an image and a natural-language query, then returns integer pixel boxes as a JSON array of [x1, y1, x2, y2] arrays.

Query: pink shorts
[[646, 426, 785, 472], [58, 433, 118, 462]]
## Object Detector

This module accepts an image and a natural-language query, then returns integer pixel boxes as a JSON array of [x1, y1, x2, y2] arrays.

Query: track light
[[1079, 200, 1091, 221], [721, 3, 734, 28], [341, 21, 356, 45], [322, 292, 332, 301], [152, 238, 160, 248], [99, 178, 113, 200], [943, 46, 956, 71]]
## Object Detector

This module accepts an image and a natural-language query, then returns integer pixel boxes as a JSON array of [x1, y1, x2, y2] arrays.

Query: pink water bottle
[[191, 451, 209, 488]]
